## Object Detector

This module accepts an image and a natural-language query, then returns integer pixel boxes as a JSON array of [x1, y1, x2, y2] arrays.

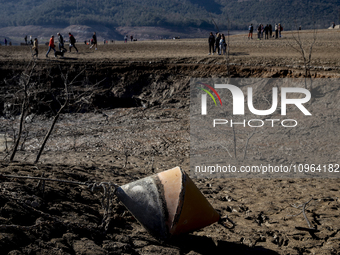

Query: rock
[[102, 241, 132, 254], [223, 195, 234, 202], [139, 245, 180, 255], [7, 251, 23, 255], [114, 234, 131, 243], [49, 238, 71, 253], [132, 240, 149, 248], [186, 251, 201, 255], [73, 238, 106, 255], [226, 206, 233, 212], [241, 237, 256, 248]]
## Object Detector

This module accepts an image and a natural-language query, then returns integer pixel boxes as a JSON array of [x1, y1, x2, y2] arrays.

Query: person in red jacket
[[46, 35, 56, 58]]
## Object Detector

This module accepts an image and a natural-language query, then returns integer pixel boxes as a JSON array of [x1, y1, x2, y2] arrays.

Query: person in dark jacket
[[68, 33, 78, 52], [264, 24, 269, 39], [248, 24, 253, 39], [208, 32, 215, 55], [278, 23, 283, 38], [257, 24, 261, 40], [215, 33, 221, 55], [90, 32, 97, 50], [57, 33, 67, 51]]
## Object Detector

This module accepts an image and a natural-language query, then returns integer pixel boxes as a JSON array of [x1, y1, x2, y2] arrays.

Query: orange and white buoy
[[115, 167, 220, 240]]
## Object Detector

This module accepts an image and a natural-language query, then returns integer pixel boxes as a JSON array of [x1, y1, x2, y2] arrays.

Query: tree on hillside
[[288, 20, 317, 90]]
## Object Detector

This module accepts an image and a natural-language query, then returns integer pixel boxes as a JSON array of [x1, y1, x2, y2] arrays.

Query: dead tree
[[288, 21, 317, 90], [226, 14, 231, 78], [9, 61, 36, 161], [34, 69, 85, 164], [210, 16, 220, 33], [243, 128, 258, 161]]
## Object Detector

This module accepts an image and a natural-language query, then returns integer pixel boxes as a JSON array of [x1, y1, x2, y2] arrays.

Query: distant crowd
[[3, 38, 11, 46], [23, 32, 137, 59], [248, 23, 284, 40], [207, 23, 284, 55], [124, 35, 136, 42]]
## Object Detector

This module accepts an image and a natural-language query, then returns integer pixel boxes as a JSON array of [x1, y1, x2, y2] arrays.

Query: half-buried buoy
[[115, 166, 220, 240]]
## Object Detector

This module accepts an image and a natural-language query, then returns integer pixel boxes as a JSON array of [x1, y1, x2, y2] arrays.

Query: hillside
[[1, 0, 340, 31]]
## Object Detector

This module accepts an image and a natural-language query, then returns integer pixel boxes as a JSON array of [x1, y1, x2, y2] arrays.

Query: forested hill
[[1, 0, 339, 30]]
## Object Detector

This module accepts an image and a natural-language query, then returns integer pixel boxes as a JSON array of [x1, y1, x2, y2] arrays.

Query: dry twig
[[289, 198, 316, 230]]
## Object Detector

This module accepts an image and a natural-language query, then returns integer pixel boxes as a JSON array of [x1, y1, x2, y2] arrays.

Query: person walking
[[275, 24, 278, 39], [264, 24, 269, 39], [32, 38, 38, 58], [46, 35, 56, 58], [68, 33, 78, 52], [215, 33, 221, 54], [248, 24, 253, 39], [269, 24, 273, 38], [57, 33, 67, 51], [278, 23, 283, 38], [4, 38, 7, 46], [208, 32, 215, 55], [130, 35, 133, 42], [124, 35, 128, 43], [257, 24, 261, 40], [24, 35, 27, 45], [90, 32, 97, 50], [219, 34, 226, 55]]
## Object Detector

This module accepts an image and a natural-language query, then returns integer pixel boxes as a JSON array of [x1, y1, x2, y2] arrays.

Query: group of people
[[248, 23, 283, 40], [30, 32, 78, 58], [3, 38, 11, 46], [208, 32, 227, 55], [44, 32, 78, 58], [24, 35, 33, 45], [124, 35, 135, 43], [31, 31, 100, 58]]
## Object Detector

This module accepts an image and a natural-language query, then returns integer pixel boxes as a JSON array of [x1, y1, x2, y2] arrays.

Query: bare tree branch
[[243, 128, 257, 160], [34, 70, 71, 163], [10, 61, 36, 161]]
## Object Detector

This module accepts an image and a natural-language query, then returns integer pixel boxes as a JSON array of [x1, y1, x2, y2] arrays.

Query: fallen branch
[[0, 174, 118, 231], [289, 198, 316, 230]]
